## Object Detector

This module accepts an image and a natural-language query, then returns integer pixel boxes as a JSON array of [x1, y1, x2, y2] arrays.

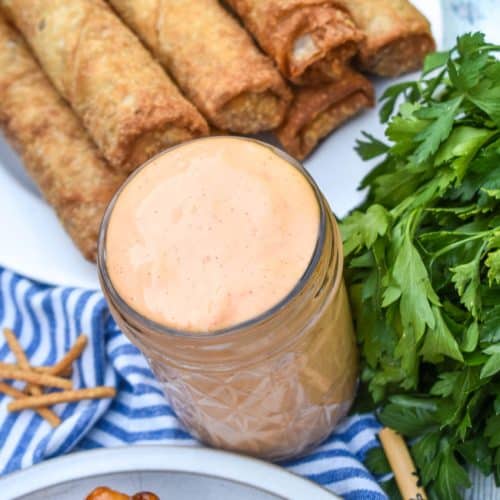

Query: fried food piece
[[223, 0, 363, 85], [86, 487, 129, 500], [109, 0, 291, 133], [131, 494, 158, 500], [0, 0, 208, 173], [276, 69, 374, 160], [86, 487, 159, 500], [334, 0, 435, 76], [0, 16, 123, 260]]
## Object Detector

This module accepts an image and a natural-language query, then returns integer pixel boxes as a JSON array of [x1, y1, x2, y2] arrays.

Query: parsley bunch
[[341, 33, 500, 499]]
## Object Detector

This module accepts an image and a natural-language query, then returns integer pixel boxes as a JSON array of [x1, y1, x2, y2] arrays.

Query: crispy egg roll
[[0, 16, 124, 261], [335, 0, 435, 76], [223, 0, 363, 85], [0, 0, 209, 173], [276, 70, 374, 160], [108, 0, 291, 134]]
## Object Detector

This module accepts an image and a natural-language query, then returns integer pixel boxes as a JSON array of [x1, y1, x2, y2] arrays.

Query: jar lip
[[98, 136, 333, 339]]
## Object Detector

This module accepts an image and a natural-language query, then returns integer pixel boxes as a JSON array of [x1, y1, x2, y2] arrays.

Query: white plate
[[0, 0, 443, 289], [0, 445, 337, 500]]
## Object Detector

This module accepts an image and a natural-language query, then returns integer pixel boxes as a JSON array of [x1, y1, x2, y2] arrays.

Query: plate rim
[[0, 444, 339, 499]]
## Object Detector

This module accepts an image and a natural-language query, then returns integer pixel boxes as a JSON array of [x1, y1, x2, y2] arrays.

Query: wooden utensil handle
[[379, 427, 427, 500]]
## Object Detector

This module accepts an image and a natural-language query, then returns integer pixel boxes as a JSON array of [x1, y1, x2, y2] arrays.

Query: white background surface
[[0, 0, 442, 290]]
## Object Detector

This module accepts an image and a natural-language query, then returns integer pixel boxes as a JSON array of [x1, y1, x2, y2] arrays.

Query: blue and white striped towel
[[0, 267, 386, 499]]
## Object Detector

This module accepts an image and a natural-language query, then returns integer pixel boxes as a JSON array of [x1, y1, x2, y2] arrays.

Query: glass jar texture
[[98, 139, 358, 461]]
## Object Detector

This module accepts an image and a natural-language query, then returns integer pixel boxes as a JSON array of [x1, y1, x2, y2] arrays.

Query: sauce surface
[[106, 137, 320, 332]]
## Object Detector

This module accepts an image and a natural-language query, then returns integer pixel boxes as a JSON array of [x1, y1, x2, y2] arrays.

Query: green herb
[[342, 33, 500, 499]]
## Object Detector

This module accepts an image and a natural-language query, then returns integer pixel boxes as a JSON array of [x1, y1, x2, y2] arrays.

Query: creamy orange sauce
[[105, 137, 320, 332]]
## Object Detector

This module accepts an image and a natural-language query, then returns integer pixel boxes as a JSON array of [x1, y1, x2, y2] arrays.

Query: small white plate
[[0, 0, 443, 289], [0, 445, 338, 500]]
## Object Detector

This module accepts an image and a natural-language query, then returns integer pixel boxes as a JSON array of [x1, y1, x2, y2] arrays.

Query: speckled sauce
[[105, 136, 319, 332]]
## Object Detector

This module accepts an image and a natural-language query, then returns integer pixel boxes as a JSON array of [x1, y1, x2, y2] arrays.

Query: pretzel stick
[[23, 335, 86, 381], [0, 365, 71, 377], [46, 335, 88, 376], [34, 366, 72, 377], [3, 328, 42, 396], [0, 381, 60, 427], [3, 329, 30, 366], [8, 387, 116, 411], [379, 427, 427, 500], [0, 364, 72, 389]]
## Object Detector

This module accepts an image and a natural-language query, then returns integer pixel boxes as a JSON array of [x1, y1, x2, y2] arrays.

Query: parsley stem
[[429, 231, 492, 267], [472, 44, 500, 53], [389, 395, 438, 411]]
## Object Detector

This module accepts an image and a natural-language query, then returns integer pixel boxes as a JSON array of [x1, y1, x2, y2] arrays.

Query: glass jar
[[98, 139, 358, 461]]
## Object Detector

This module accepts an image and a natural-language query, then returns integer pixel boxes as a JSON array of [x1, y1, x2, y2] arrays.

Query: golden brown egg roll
[[108, 0, 292, 134], [334, 0, 435, 76], [0, 0, 209, 173], [0, 16, 124, 261], [223, 0, 363, 85], [276, 70, 374, 160]]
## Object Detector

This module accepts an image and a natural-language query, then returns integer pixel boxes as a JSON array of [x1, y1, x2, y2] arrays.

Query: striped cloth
[[0, 267, 386, 499]]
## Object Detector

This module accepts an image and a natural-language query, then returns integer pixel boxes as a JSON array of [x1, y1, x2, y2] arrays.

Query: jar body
[[156, 282, 355, 460], [102, 203, 358, 461]]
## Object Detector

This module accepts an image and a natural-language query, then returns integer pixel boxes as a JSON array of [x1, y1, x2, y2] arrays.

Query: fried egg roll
[[108, 0, 291, 134], [0, 16, 124, 261], [335, 0, 435, 76], [276, 70, 374, 160], [223, 0, 363, 85], [0, 0, 209, 173]]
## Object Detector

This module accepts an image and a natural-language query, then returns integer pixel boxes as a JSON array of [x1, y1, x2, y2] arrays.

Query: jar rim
[[98, 136, 331, 339]]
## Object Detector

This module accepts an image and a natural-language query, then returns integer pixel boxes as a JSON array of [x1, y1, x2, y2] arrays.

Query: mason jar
[[98, 137, 358, 461]]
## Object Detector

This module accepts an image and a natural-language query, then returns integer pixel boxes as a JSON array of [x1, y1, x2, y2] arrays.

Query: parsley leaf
[[486, 249, 500, 285], [388, 230, 438, 341], [355, 132, 390, 160], [450, 247, 483, 318], [435, 443, 471, 500], [379, 81, 420, 123], [411, 97, 463, 164], [341, 205, 390, 257]]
